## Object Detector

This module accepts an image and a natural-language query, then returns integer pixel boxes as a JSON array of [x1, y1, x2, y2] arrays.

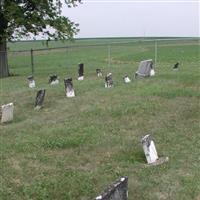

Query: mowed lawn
[[0, 38, 200, 200]]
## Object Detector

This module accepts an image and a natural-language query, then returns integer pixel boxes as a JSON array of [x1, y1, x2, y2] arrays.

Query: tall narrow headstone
[[141, 134, 158, 164], [78, 63, 84, 80], [49, 74, 59, 85], [27, 75, 35, 88], [123, 75, 131, 83], [35, 89, 46, 110], [105, 73, 113, 88], [94, 177, 128, 200], [64, 78, 75, 97], [0, 103, 14, 123], [96, 69, 102, 77]]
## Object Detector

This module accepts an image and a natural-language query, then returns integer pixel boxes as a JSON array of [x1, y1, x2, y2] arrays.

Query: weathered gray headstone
[[27, 75, 35, 88], [123, 75, 131, 83], [96, 69, 103, 77], [78, 63, 84, 80], [94, 177, 128, 200], [0, 103, 14, 123], [135, 59, 155, 78], [141, 134, 169, 166], [49, 74, 59, 85], [105, 73, 113, 88], [64, 78, 75, 97], [35, 89, 46, 110]]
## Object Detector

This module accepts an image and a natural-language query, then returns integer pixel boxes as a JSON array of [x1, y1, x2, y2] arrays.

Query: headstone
[[64, 78, 75, 97], [141, 134, 158, 164], [94, 177, 128, 200], [96, 69, 103, 77], [141, 134, 169, 166], [123, 75, 131, 83], [135, 59, 154, 78], [173, 62, 179, 70], [150, 68, 155, 76], [35, 89, 46, 110], [49, 74, 59, 85], [78, 63, 84, 80], [0, 103, 14, 123], [105, 73, 113, 88], [27, 75, 35, 88]]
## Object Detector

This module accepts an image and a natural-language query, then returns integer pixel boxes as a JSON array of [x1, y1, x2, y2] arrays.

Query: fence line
[[0, 37, 198, 76], [0, 37, 196, 53]]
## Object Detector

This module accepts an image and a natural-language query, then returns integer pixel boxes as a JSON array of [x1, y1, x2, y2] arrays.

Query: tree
[[0, 0, 81, 78]]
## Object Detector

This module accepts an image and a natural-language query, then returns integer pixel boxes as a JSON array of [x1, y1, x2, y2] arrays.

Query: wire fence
[[1, 38, 198, 77]]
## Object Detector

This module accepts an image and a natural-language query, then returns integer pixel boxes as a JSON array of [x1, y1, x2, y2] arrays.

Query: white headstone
[[27, 76, 35, 88], [124, 76, 131, 83], [1, 103, 14, 123], [150, 69, 155, 76], [141, 134, 158, 164], [78, 76, 84, 81], [50, 79, 59, 85]]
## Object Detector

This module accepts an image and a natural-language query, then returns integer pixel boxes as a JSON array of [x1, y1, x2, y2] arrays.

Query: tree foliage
[[0, 0, 81, 42]]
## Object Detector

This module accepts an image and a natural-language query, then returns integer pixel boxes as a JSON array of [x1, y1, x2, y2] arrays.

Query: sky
[[62, 0, 199, 38]]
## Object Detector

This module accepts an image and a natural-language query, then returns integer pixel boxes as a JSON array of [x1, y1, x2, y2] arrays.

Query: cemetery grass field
[[1, 38, 200, 200]]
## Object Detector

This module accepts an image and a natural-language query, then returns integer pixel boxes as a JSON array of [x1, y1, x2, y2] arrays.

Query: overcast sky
[[62, 0, 199, 38]]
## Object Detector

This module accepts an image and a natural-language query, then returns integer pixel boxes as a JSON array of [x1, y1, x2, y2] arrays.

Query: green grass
[[0, 38, 200, 200]]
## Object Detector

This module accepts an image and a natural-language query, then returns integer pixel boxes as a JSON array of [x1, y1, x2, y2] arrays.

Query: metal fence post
[[31, 48, 34, 75], [108, 45, 111, 67], [155, 40, 157, 68]]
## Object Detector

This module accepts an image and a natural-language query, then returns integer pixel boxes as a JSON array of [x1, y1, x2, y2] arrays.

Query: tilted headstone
[[27, 75, 35, 88], [64, 78, 75, 97], [94, 177, 128, 200], [135, 59, 155, 78], [173, 62, 179, 70], [141, 134, 169, 166], [123, 75, 131, 83], [96, 69, 103, 77], [35, 89, 46, 110], [0, 103, 14, 123], [49, 74, 59, 85], [78, 63, 84, 80], [105, 73, 113, 88], [141, 134, 158, 164]]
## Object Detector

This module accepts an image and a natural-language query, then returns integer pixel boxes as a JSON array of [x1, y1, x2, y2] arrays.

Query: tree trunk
[[0, 40, 9, 78]]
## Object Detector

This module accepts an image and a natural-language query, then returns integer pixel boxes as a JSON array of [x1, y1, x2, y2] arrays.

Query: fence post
[[31, 48, 34, 75], [108, 45, 111, 67], [154, 40, 157, 68]]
